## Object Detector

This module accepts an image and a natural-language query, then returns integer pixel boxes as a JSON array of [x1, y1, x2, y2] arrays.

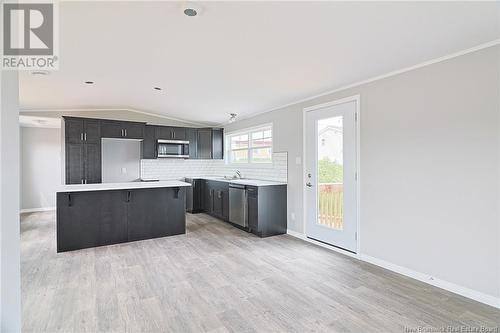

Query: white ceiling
[[19, 1, 500, 126]]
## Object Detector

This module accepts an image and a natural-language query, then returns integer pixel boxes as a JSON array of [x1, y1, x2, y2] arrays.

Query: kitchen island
[[56, 181, 191, 252]]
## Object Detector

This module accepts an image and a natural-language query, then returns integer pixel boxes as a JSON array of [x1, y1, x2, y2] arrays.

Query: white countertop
[[190, 176, 287, 187], [57, 180, 191, 193]]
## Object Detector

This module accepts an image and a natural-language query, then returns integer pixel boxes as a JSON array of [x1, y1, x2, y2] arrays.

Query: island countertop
[[57, 180, 191, 193]]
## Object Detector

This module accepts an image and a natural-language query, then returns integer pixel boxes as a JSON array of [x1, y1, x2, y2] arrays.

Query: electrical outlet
[[291, 212, 296, 220], [121, 167, 127, 174]]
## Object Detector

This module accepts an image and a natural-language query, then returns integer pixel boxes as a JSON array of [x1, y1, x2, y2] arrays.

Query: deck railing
[[318, 183, 343, 229]]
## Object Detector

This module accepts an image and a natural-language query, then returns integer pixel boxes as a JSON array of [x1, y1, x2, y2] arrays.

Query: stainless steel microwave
[[157, 140, 189, 158]]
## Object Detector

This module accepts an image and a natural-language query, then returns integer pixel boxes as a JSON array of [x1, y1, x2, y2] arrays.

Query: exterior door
[[305, 98, 358, 252]]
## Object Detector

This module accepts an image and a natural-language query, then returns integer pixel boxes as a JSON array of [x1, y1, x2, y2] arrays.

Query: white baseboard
[[286, 229, 358, 259], [359, 254, 500, 309], [20, 207, 55, 214], [286, 230, 500, 309]]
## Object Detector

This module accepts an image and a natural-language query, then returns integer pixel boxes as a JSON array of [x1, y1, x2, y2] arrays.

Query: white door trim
[[302, 94, 361, 256]]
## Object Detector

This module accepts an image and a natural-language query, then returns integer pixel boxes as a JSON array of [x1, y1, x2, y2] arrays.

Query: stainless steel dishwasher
[[229, 183, 248, 227]]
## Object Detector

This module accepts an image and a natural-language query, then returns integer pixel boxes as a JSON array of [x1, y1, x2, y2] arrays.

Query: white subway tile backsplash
[[141, 152, 288, 182]]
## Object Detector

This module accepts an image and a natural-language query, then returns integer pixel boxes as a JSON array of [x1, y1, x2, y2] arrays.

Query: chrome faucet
[[235, 170, 242, 179]]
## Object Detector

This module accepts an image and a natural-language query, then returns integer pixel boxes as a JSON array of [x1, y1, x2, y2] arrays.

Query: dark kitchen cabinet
[[142, 125, 157, 159], [171, 127, 186, 140], [202, 180, 229, 221], [64, 117, 101, 144], [57, 190, 127, 252], [84, 119, 101, 143], [124, 122, 146, 139], [189, 179, 286, 237], [187, 128, 198, 159], [57, 192, 100, 251], [66, 143, 84, 184], [84, 143, 102, 184], [195, 128, 224, 160], [213, 188, 223, 218], [212, 128, 224, 159], [202, 180, 214, 213], [197, 129, 213, 159], [247, 189, 258, 231], [98, 191, 128, 246], [57, 187, 186, 252], [157, 126, 186, 141], [64, 117, 102, 184], [246, 185, 287, 237], [101, 120, 145, 139], [215, 182, 229, 221], [185, 178, 203, 213], [100, 120, 123, 138], [127, 187, 186, 242], [65, 118, 84, 144]]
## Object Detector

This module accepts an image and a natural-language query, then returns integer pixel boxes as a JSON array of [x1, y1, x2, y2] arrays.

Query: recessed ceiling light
[[31, 70, 49, 76], [153, 87, 162, 91], [184, 8, 197, 17], [84, 81, 94, 85], [183, 2, 201, 17]]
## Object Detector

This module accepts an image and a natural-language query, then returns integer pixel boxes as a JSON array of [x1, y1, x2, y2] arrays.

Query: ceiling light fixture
[[229, 113, 237, 123], [183, 2, 201, 17], [84, 81, 94, 85]]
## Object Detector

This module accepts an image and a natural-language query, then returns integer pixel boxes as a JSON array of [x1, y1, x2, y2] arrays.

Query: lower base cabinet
[[201, 180, 229, 221], [57, 187, 186, 252], [190, 179, 287, 238], [246, 185, 287, 237], [127, 188, 185, 242]]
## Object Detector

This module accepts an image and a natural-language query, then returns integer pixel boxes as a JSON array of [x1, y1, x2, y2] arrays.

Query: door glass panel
[[317, 116, 344, 230]]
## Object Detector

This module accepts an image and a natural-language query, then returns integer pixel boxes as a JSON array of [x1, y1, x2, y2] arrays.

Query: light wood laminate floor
[[21, 211, 499, 332]]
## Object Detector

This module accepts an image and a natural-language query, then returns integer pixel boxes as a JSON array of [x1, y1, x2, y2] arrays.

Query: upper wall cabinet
[[101, 120, 145, 139], [142, 125, 157, 159], [156, 126, 187, 141], [212, 128, 223, 159]]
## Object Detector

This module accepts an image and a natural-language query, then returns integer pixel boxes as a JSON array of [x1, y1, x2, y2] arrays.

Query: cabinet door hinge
[[355, 172, 358, 181], [355, 232, 357, 240], [355, 112, 358, 121]]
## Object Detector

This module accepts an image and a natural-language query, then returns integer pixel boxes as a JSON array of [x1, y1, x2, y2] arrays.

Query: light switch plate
[[295, 157, 301, 165]]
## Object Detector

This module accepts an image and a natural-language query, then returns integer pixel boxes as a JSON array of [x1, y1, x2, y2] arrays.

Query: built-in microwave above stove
[[157, 139, 190, 158]]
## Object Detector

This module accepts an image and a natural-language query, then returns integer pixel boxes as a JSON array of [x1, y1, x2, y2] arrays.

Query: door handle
[[80, 133, 84, 141], [126, 191, 131, 202], [125, 129, 127, 137], [306, 182, 313, 188], [68, 194, 72, 207], [84, 133, 87, 141]]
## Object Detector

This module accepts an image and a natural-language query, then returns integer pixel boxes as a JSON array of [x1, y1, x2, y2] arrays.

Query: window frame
[[225, 123, 273, 166]]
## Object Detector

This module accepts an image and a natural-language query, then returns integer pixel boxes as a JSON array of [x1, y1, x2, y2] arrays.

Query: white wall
[[20, 127, 61, 210], [1, 71, 21, 331], [224, 46, 500, 303], [102, 138, 141, 183]]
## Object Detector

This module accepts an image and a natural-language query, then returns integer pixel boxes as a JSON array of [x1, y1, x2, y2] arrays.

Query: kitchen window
[[226, 125, 273, 164]]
